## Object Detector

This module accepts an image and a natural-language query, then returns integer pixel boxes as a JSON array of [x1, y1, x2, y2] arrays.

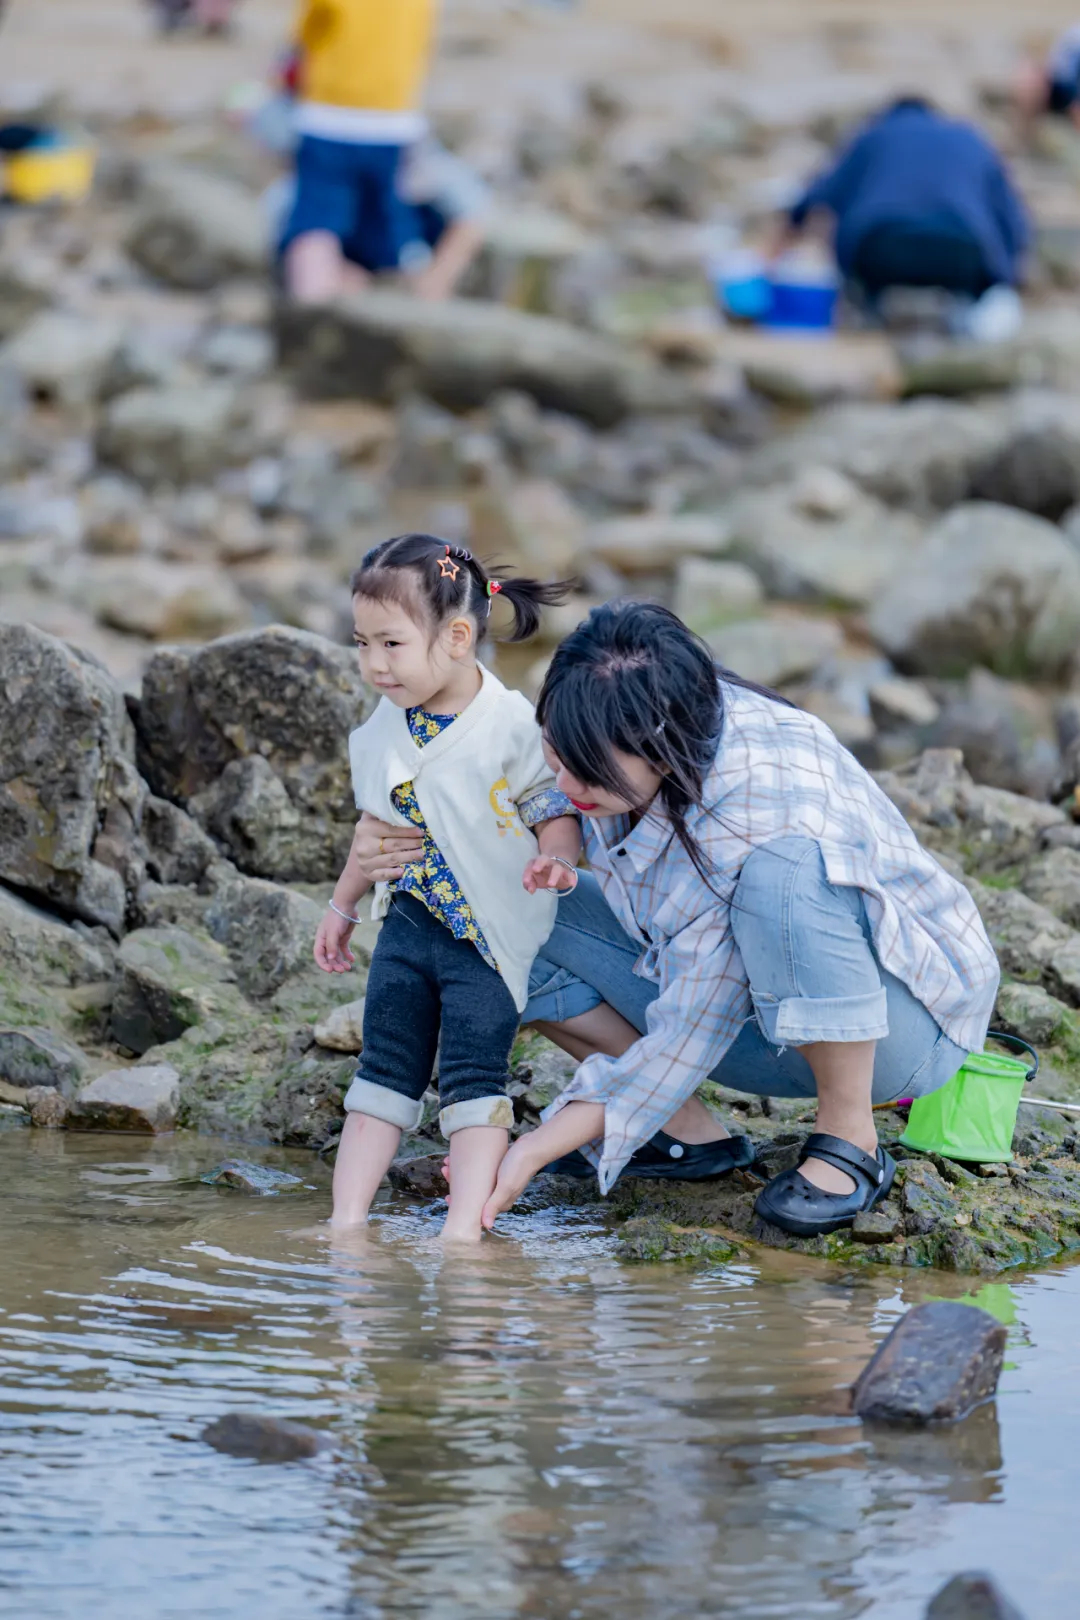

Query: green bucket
[[899, 1032, 1039, 1163]]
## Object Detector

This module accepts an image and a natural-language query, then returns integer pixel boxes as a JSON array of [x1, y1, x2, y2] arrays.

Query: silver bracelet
[[329, 899, 362, 925], [550, 855, 579, 892]]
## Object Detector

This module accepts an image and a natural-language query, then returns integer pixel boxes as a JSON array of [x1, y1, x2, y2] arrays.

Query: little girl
[[314, 532, 582, 1242]]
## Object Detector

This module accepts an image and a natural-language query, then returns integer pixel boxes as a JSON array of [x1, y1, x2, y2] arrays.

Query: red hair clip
[[486, 580, 503, 597]]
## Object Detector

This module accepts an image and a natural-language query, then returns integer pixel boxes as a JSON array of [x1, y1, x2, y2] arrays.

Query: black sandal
[[546, 1130, 756, 1184], [754, 1133, 896, 1237]]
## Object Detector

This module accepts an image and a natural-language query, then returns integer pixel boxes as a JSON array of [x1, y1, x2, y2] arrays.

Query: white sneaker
[[960, 285, 1023, 344]]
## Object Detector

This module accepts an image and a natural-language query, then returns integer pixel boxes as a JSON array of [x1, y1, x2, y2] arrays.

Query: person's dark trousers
[[343, 894, 519, 1137], [850, 219, 996, 301]]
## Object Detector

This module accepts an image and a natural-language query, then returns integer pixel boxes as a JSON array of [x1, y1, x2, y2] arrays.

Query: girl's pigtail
[[486, 573, 575, 642]]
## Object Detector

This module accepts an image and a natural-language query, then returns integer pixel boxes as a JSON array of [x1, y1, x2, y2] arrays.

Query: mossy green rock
[[111, 926, 246, 1055]]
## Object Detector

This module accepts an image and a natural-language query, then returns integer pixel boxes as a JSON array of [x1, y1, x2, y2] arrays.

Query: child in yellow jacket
[[281, 0, 436, 302]]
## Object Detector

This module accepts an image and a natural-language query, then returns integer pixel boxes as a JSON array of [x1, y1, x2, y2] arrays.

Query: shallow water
[[0, 1125, 1076, 1619]]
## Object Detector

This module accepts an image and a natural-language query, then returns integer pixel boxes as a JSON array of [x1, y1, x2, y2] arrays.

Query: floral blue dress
[[390, 706, 573, 971]]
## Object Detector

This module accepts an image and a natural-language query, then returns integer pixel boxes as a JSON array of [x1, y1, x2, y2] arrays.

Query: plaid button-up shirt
[[547, 683, 999, 1192]]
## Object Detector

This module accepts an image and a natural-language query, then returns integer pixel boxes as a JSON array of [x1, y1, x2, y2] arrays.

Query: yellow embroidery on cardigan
[[489, 777, 523, 837]]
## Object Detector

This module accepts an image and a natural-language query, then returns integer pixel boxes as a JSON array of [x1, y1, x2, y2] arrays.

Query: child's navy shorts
[[279, 134, 421, 272]]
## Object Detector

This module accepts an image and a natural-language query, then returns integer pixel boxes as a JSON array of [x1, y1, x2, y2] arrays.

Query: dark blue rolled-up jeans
[[344, 894, 519, 1138]]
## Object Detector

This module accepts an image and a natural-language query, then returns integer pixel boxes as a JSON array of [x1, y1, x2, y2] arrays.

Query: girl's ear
[[445, 615, 475, 657]]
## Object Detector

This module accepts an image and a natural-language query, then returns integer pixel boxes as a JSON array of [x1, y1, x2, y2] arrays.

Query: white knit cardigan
[[348, 666, 561, 1011]]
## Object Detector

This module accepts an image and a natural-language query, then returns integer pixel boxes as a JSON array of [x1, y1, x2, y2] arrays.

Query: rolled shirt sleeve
[[519, 787, 577, 829], [543, 910, 752, 1193]]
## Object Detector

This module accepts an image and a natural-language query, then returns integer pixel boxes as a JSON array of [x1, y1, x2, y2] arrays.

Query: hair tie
[[437, 544, 461, 581]]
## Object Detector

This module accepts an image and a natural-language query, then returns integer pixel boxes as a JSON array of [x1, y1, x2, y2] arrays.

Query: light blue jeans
[[523, 836, 968, 1104]]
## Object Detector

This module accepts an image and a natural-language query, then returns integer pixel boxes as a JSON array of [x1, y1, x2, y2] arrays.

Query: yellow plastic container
[[4, 143, 95, 205]]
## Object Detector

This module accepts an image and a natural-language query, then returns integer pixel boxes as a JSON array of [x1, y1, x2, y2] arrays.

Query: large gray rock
[[707, 614, 842, 688], [723, 482, 919, 609], [134, 627, 371, 884], [0, 887, 116, 986], [0, 1028, 86, 1095], [869, 503, 1080, 680], [583, 513, 730, 576], [968, 881, 1080, 1005], [142, 797, 219, 888], [0, 623, 146, 931], [0, 311, 124, 408], [994, 981, 1069, 1045], [275, 288, 694, 427], [68, 1063, 180, 1133], [313, 997, 366, 1053], [927, 670, 1063, 800], [1020, 846, 1080, 927], [205, 874, 327, 999], [111, 926, 241, 1055], [126, 164, 268, 291], [97, 382, 251, 486], [851, 1301, 1006, 1424], [969, 391, 1080, 521], [747, 398, 1005, 514]]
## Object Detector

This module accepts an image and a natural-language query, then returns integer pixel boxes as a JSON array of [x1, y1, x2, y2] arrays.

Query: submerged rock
[[201, 1412, 324, 1462], [925, 1573, 1027, 1620], [200, 1160, 307, 1195], [68, 1063, 180, 1133], [851, 1301, 1006, 1424]]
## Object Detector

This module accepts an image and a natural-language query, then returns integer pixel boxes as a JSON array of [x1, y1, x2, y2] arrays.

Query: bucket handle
[[986, 1029, 1039, 1082]]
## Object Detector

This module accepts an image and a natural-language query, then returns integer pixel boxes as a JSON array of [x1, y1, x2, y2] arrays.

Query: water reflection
[[0, 1130, 1071, 1619]]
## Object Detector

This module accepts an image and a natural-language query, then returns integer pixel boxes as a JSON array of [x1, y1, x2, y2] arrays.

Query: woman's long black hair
[[350, 533, 571, 644], [536, 600, 791, 886]]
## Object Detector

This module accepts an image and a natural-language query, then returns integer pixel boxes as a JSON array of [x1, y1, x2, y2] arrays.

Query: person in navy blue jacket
[[777, 98, 1029, 306]]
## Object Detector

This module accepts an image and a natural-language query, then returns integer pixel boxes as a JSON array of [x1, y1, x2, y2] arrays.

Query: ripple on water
[[0, 1131, 1076, 1620]]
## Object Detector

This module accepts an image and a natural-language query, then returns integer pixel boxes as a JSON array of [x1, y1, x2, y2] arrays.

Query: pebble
[[200, 1160, 307, 1195]]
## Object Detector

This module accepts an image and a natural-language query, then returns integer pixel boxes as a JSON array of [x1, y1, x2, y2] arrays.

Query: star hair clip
[[437, 545, 461, 581]]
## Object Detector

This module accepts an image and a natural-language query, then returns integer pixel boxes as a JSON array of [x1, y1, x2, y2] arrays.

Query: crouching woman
[[357, 601, 1000, 1239]]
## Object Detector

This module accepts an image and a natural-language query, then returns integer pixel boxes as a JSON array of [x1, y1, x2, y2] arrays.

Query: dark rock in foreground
[[851, 1301, 1006, 1424], [926, 1572, 1027, 1620], [201, 1412, 324, 1463]]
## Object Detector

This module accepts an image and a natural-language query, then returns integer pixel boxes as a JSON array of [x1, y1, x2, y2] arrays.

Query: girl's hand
[[352, 812, 425, 885], [522, 854, 578, 894], [314, 909, 356, 973], [480, 1137, 543, 1230]]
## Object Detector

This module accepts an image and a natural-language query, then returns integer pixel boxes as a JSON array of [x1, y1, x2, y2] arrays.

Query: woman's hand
[[522, 854, 578, 894], [314, 908, 356, 973], [352, 812, 424, 885], [480, 1137, 543, 1230]]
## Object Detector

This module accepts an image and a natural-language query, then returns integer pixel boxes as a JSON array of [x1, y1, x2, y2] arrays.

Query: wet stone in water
[[201, 1160, 307, 1195], [201, 1413, 325, 1462], [925, 1571, 1028, 1619], [851, 1301, 1007, 1425]]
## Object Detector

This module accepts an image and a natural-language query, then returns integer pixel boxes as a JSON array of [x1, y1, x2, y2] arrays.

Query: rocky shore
[[5, 5, 1080, 1272]]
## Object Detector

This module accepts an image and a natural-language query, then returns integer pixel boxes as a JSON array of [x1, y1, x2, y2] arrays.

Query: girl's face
[[352, 594, 471, 709], [542, 737, 664, 818]]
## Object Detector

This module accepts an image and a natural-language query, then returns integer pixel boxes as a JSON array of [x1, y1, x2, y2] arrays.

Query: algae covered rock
[[111, 926, 242, 1055], [0, 1028, 87, 1096], [201, 1159, 308, 1195]]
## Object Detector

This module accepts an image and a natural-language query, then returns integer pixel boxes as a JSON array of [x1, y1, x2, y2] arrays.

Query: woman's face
[[542, 738, 664, 818]]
